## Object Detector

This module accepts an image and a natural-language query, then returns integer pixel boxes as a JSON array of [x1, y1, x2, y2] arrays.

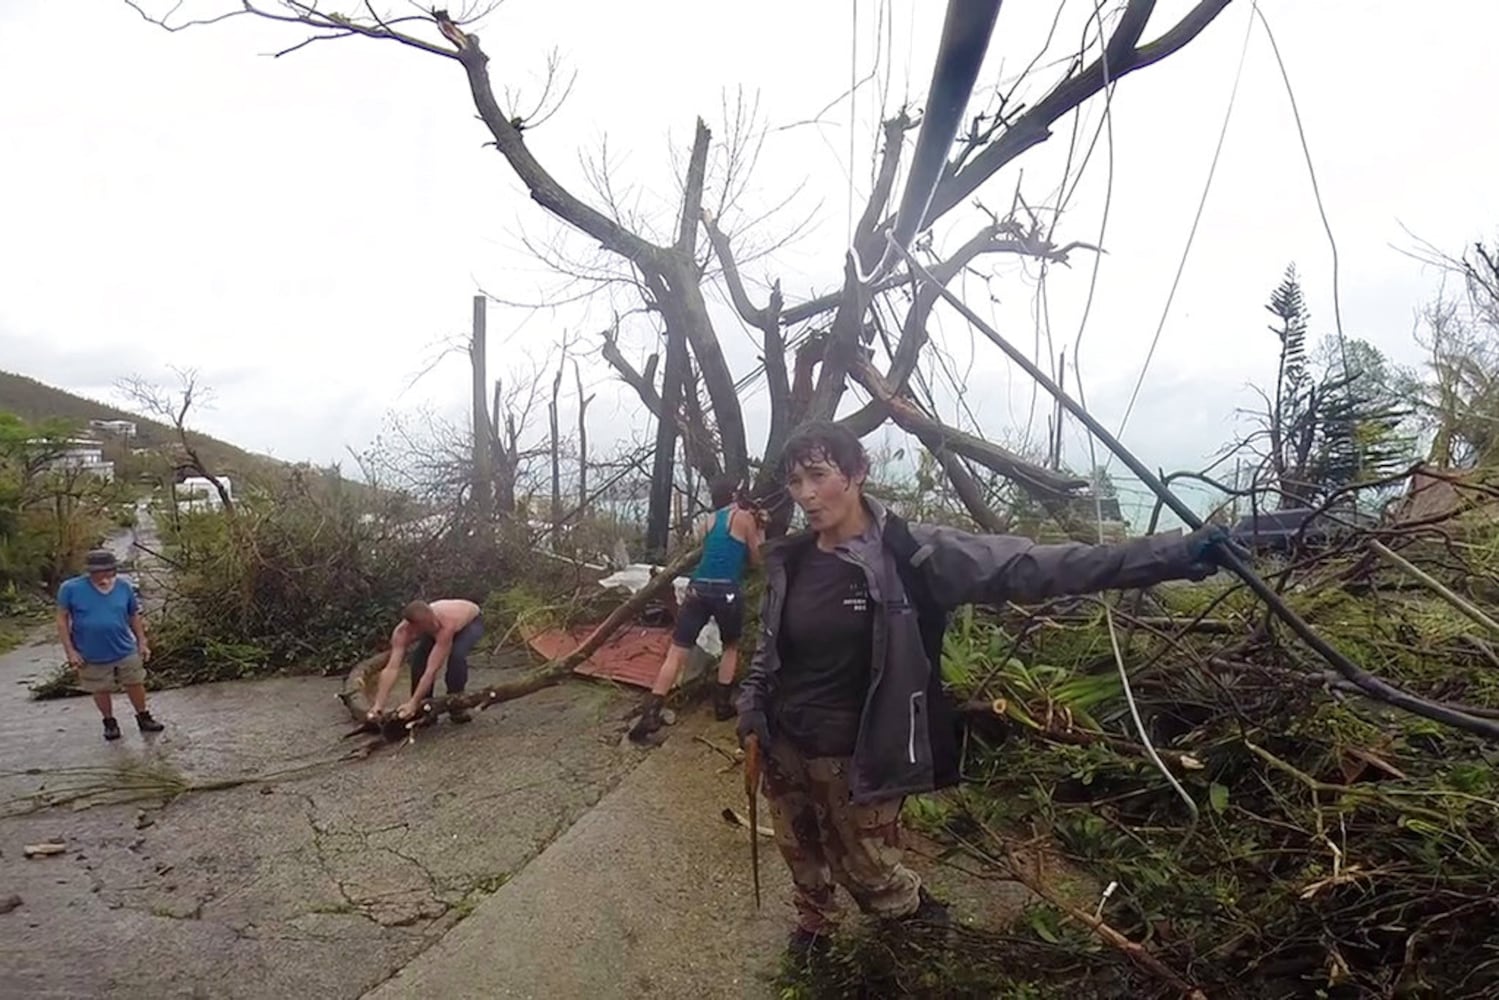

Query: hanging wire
[[1067, 0, 1201, 837], [1254, 3, 1350, 371], [1113, 0, 1257, 441]]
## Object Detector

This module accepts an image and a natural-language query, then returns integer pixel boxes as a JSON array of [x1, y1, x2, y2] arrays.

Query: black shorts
[[671, 581, 744, 647]]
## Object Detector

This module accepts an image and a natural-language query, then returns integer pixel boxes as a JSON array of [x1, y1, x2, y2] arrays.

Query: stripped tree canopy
[[125, 0, 1236, 540]]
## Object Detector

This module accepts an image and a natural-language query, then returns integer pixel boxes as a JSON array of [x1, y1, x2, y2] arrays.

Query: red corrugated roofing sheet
[[524, 624, 671, 689]]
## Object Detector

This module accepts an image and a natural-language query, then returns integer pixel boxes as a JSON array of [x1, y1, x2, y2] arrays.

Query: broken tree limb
[[1002, 842, 1207, 1000], [700, 210, 791, 463], [849, 356, 1085, 497], [352, 544, 704, 739], [601, 322, 664, 416], [842, 221, 1094, 438], [1369, 540, 1499, 638], [921, 0, 1234, 227], [852, 112, 918, 268], [960, 808, 1207, 1000], [891, 238, 1499, 743]]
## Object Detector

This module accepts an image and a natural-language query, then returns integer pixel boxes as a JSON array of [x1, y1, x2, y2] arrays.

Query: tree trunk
[[549, 355, 564, 535], [490, 378, 517, 513], [645, 320, 685, 558], [470, 294, 494, 524], [574, 360, 593, 512]]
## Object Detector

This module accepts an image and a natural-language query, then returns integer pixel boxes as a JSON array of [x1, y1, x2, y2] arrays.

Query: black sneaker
[[712, 682, 736, 721], [135, 711, 165, 734], [448, 706, 473, 724], [628, 695, 665, 744], [103, 717, 122, 741]]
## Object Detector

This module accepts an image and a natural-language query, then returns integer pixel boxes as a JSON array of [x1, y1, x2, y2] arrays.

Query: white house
[[89, 419, 137, 437], [175, 475, 233, 512], [32, 437, 115, 481]]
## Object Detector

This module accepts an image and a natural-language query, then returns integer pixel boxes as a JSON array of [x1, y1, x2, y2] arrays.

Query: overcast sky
[[3, 1, 1497, 524]]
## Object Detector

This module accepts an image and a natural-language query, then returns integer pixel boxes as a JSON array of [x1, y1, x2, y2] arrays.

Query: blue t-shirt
[[57, 575, 141, 664]]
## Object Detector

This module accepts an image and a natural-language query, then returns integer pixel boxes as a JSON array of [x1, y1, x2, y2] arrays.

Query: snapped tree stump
[[342, 545, 703, 740]]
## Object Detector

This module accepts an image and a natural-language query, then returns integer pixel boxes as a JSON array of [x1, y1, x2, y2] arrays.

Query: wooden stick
[[961, 811, 1204, 998], [693, 734, 743, 764], [1369, 540, 1499, 638], [999, 840, 1204, 998]]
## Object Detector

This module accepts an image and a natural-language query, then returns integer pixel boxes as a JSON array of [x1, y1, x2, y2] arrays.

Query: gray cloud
[[1, 0, 1494, 476]]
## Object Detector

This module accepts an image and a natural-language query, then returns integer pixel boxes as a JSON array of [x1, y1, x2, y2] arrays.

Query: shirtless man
[[368, 598, 484, 724]]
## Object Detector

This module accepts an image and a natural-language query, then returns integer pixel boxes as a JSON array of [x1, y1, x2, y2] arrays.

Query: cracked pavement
[[0, 636, 638, 1000]]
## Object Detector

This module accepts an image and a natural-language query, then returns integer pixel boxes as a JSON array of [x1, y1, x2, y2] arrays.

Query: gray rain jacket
[[737, 497, 1214, 804]]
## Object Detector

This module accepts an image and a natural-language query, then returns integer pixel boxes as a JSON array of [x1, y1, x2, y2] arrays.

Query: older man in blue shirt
[[56, 549, 165, 741]]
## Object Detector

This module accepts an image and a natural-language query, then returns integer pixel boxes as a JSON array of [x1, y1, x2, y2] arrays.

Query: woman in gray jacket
[[736, 421, 1229, 959]]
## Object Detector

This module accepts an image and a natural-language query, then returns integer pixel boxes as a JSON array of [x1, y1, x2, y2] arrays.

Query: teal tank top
[[692, 507, 748, 583]]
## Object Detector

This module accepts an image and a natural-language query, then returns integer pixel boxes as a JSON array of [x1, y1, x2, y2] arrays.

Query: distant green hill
[[0, 369, 281, 482]]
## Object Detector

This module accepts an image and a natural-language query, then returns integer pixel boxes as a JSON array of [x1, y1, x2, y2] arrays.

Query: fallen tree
[[341, 543, 703, 739]]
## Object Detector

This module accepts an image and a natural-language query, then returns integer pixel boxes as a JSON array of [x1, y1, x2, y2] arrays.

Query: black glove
[[737, 705, 770, 750], [1183, 524, 1248, 578]]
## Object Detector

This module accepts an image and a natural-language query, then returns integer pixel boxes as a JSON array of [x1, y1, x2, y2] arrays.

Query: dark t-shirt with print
[[773, 546, 875, 757]]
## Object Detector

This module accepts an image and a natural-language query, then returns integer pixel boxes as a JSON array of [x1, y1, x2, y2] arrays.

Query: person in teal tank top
[[629, 475, 765, 743]]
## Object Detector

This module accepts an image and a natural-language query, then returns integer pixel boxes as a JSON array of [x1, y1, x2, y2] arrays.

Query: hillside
[[0, 369, 282, 481]]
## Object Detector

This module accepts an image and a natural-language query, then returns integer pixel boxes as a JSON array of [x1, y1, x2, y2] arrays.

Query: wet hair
[[708, 475, 741, 509], [778, 420, 868, 481], [401, 600, 431, 623]]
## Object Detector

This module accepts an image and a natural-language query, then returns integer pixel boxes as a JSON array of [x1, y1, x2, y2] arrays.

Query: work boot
[[135, 711, 164, 734], [628, 694, 665, 744], [103, 717, 122, 741], [712, 681, 736, 721], [448, 706, 473, 724]]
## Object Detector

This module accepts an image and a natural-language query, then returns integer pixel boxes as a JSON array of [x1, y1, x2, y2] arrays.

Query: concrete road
[[0, 636, 637, 1000]]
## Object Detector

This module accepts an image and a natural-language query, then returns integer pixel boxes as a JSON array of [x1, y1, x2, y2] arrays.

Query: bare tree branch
[[117, 368, 236, 514], [849, 357, 1085, 498], [923, 0, 1233, 226]]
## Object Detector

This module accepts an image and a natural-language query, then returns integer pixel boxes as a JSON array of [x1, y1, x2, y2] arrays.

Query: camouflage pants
[[761, 739, 922, 933]]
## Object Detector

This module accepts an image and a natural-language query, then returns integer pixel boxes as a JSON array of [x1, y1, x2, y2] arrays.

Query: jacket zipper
[[907, 692, 919, 764]]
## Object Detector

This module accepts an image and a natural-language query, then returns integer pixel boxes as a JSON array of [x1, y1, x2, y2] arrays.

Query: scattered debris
[[719, 807, 772, 839], [0, 894, 22, 914], [22, 840, 66, 858]]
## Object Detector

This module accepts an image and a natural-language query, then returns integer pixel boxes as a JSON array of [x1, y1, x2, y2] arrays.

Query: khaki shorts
[[77, 654, 146, 693]]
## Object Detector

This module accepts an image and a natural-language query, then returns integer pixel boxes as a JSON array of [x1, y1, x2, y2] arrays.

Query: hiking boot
[[628, 695, 665, 744], [448, 706, 473, 724], [135, 711, 164, 734], [712, 682, 737, 721], [103, 717, 121, 741], [785, 927, 831, 963]]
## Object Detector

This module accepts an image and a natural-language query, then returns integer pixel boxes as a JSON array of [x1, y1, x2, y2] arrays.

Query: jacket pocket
[[907, 690, 926, 765]]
